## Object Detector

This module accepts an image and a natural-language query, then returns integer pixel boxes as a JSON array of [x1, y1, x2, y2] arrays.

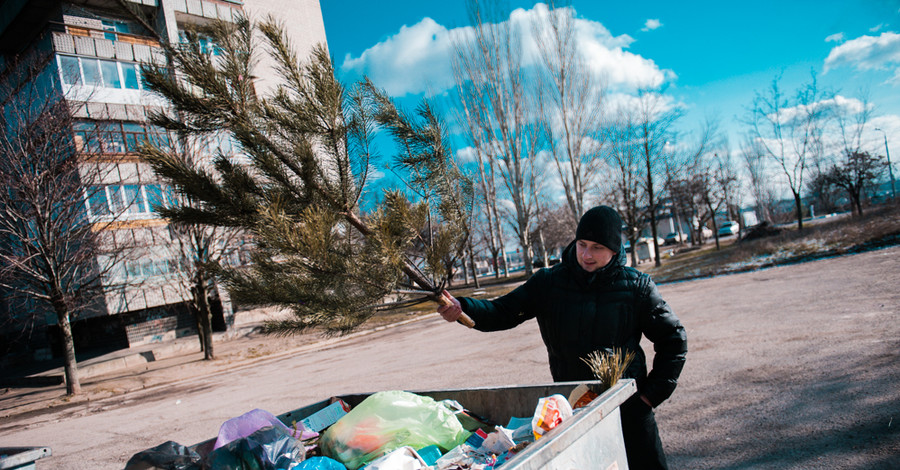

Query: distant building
[[0, 0, 326, 363]]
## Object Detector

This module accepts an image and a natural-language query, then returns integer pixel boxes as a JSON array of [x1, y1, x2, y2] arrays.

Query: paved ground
[[1, 245, 898, 469]]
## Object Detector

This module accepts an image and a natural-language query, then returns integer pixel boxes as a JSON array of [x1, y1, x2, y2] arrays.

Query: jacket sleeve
[[457, 273, 542, 332], [638, 278, 688, 407]]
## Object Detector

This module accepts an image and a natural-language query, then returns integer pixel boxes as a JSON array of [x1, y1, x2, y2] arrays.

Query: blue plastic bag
[[295, 456, 346, 470]]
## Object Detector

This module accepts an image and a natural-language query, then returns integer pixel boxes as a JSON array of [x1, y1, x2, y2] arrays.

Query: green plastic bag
[[318, 391, 471, 470]]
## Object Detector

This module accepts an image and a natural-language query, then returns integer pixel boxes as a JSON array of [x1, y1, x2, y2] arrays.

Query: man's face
[[576, 239, 615, 272]]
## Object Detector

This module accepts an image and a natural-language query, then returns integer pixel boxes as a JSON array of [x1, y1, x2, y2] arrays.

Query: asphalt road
[[2, 245, 899, 469]]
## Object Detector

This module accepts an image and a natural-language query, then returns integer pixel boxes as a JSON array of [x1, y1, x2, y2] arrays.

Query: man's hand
[[437, 290, 463, 322]]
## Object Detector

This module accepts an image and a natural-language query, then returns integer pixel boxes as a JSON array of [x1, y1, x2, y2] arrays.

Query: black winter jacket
[[459, 241, 687, 407]]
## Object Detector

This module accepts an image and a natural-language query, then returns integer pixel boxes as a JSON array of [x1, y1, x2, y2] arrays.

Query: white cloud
[[455, 146, 479, 164], [870, 23, 886, 33], [869, 114, 900, 148], [824, 32, 900, 82], [340, 3, 672, 97], [340, 17, 457, 96], [825, 32, 844, 43], [642, 19, 662, 32], [773, 95, 869, 125]]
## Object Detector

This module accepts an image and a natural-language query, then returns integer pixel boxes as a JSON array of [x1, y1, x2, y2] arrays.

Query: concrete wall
[[241, 0, 328, 94]]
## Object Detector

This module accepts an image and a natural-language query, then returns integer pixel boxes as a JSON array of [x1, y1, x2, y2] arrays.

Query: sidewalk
[[0, 311, 437, 420], [31, 322, 259, 383]]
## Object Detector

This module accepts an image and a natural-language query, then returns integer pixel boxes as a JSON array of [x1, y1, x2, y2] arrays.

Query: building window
[[101, 19, 131, 41], [178, 31, 221, 56], [85, 183, 176, 220], [59, 55, 82, 85], [122, 256, 183, 281], [82, 58, 103, 86], [86, 187, 111, 217], [57, 55, 144, 90], [73, 121, 178, 154]]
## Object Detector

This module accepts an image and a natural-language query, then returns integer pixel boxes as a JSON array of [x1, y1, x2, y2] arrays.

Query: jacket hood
[[561, 239, 626, 284]]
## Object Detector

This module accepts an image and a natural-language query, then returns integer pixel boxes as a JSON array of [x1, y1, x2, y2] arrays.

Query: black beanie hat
[[576, 205, 623, 252]]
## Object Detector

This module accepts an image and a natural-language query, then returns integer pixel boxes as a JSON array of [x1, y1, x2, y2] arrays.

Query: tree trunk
[[649, 208, 661, 267], [490, 248, 500, 279], [52, 292, 80, 395], [467, 237, 480, 289], [537, 226, 549, 270], [794, 191, 804, 232], [193, 278, 215, 360], [707, 201, 721, 251], [629, 236, 638, 267], [850, 191, 863, 216]]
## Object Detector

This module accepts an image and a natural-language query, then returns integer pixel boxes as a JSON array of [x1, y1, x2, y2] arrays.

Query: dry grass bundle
[[582, 348, 636, 391]]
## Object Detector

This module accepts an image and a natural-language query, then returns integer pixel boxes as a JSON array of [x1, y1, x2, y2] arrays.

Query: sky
[[318, 0, 900, 201]]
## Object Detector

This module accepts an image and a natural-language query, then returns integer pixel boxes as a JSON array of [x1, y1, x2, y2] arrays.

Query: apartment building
[[0, 0, 326, 362]]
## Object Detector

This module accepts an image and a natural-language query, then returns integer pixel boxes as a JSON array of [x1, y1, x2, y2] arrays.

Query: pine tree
[[139, 16, 473, 335]]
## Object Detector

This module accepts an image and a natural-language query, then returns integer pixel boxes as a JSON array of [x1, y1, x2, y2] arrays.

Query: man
[[438, 205, 687, 469]]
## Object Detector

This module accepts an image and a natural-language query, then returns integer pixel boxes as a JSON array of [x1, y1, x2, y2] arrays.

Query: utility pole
[[875, 128, 896, 200]]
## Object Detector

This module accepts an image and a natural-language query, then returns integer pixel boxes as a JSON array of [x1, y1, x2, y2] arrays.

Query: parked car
[[663, 232, 686, 245], [718, 221, 739, 236]]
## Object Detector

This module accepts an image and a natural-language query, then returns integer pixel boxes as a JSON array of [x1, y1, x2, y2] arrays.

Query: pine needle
[[582, 348, 636, 392]]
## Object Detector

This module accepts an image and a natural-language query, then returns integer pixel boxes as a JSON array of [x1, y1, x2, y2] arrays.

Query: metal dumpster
[[0, 447, 52, 470], [189, 379, 635, 470]]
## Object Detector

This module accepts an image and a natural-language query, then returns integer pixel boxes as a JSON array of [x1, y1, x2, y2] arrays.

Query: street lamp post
[[875, 128, 896, 200]]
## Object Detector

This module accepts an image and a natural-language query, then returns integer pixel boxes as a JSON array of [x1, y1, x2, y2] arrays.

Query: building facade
[[0, 0, 326, 363]]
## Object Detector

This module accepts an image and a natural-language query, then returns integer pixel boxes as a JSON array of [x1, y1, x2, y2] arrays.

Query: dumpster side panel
[[500, 380, 634, 470], [504, 408, 626, 470]]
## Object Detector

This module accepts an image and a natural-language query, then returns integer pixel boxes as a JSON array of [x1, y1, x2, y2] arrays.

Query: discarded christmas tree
[[140, 16, 473, 335]]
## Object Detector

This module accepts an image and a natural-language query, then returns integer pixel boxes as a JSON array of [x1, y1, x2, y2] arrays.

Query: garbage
[[215, 408, 317, 450], [360, 446, 427, 470], [123, 440, 201, 470], [530, 394, 572, 441], [318, 391, 470, 470], [130, 385, 618, 470], [416, 445, 442, 466], [302, 400, 351, 432], [207, 425, 306, 470], [294, 456, 347, 470], [567, 383, 600, 410]]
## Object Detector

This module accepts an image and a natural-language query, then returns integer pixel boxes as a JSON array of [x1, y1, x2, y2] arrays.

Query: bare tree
[[749, 73, 832, 231], [140, 131, 246, 360], [0, 52, 125, 395], [824, 150, 887, 216], [605, 111, 645, 266], [452, 0, 540, 277], [469, 177, 507, 278], [635, 89, 681, 266], [714, 146, 744, 236], [532, 2, 605, 225], [740, 137, 778, 223]]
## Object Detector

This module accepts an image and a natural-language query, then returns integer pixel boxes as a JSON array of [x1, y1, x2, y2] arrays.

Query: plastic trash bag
[[294, 456, 347, 470], [531, 394, 572, 440], [215, 408, 317, 450], [124, 441, 201, 470], [206, 425, 305, 470], [319, 391, 471, 470]]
